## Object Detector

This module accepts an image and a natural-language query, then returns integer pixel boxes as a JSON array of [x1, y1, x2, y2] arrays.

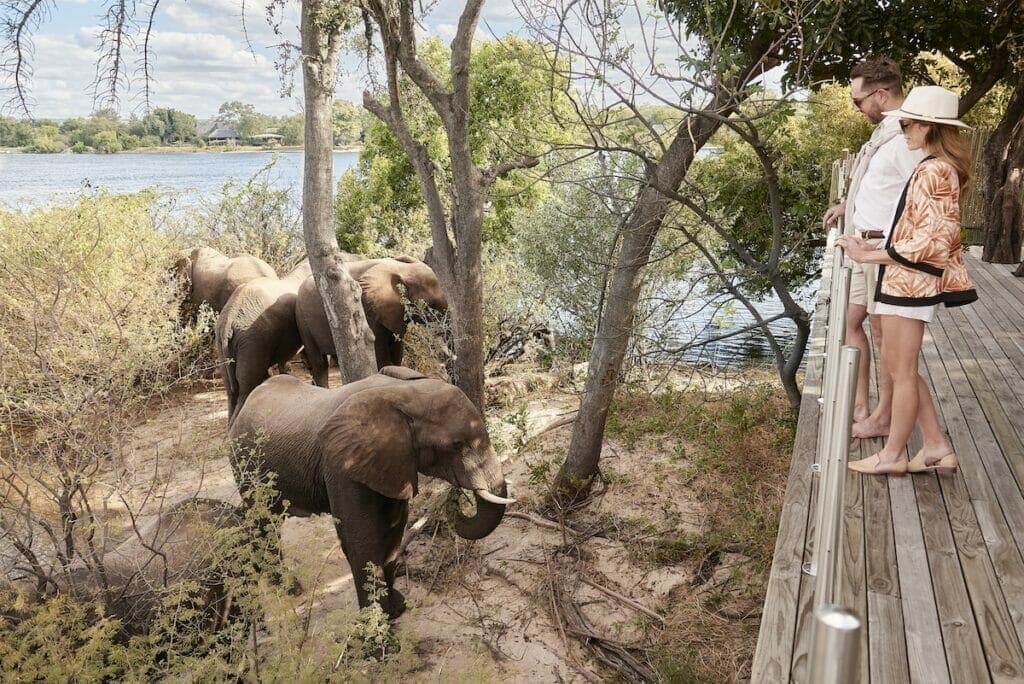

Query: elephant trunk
[[450, 481, 509, 541]]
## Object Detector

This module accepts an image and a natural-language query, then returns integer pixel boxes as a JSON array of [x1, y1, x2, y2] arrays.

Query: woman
[[836, 85, 978, 476]]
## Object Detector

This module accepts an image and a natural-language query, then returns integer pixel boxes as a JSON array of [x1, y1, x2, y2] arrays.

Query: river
[[0, 150, 359, 209], [0, 149, 812, 368]]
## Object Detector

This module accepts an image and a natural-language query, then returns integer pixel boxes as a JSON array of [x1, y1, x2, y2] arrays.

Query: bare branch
[[1, 0, 52, 116]]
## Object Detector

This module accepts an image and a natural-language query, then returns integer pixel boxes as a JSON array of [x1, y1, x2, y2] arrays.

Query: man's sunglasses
[[852, 88, 882, 107]]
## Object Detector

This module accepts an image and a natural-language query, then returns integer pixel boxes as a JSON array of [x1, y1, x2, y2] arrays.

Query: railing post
[[814, 345, 860, 606], [807, 257, 851, 579], [809, 605, 862, 684]]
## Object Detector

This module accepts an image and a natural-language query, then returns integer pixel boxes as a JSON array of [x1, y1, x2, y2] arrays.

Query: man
[[822, 56, 924, 439]]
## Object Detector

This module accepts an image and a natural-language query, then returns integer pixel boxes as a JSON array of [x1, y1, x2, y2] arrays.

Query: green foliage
[[682, 85, 871, 296], [333, 99, 365, 147], [335, 36, 577, 253], [0, 192, 186, 405], [342, 564, 400, 661], [178, 156, 305, 272], [0, 593, 129, 680], [772, 1, 1024, 93], [134, 107, 199, 144], [217, 100, 272, 140]]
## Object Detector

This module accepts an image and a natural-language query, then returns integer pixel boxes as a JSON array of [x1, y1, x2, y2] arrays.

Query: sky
[[7, 1, 780, 122], [6, 0, 530, 120]]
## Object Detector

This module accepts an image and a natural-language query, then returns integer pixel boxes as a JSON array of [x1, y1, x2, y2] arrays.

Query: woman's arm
[[834, 235, 897, 264]]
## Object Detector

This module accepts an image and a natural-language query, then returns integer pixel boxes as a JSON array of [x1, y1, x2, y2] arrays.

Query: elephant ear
[[317, 389, 417, 500], [394, 254, 419, 264], [379, 366, 426, 381], [360, 263, 407, 334]]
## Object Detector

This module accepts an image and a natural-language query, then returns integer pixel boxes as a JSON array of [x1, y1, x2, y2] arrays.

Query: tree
[[515, 0, 838, 505], [786, 0, 1024, 264], [358, 0, 541, 410], [216, 100, 272, 140], [146, 107, 197, 144], [301, 0, 378, 384], [332, 99, 363, 146], [335, 35, 571, 255]]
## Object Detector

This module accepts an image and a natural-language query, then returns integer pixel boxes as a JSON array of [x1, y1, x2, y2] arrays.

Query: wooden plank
[[751, 380, 821, 681], [924, 309, 1024, 677], [868, 591, 911, 684], [911, 468, 988, 682], [926, 320, 1024, 654], [939, 469, 1024, 681], [888, 474, 950, 683], [840, 468, 869, 683]]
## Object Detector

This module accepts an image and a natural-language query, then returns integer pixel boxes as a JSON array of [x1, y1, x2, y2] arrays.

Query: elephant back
[[216, 256, 276, 311]]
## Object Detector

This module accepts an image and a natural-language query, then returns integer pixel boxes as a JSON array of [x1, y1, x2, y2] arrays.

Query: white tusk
[[474, 488, 516, 505]]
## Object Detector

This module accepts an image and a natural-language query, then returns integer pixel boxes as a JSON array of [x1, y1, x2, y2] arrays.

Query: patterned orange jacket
[[875, 157, 978, 308]]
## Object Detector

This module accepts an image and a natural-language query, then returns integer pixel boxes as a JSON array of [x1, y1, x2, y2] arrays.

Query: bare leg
[[846, 303, 871, 422], [853, 314, 892, 438], [874, 315, 925, 466], [914, 374, 953, 462]]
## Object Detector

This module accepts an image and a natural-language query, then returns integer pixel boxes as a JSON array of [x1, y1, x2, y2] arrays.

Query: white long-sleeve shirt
[[851, 116, 925, 237]]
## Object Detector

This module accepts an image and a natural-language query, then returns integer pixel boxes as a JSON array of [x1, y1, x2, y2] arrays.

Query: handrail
[[802, 151, 863, 680]]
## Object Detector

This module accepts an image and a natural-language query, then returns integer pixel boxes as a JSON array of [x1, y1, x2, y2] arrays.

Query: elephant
[[216, 259, 312, 422], [3, 498, 244, 637], [227, 366, 514, 619], [295, 256, 448, 386], [173, 246, 277, 316]]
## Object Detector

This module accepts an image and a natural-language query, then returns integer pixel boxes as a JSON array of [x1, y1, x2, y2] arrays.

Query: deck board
[[752, 252, 1024, 682]]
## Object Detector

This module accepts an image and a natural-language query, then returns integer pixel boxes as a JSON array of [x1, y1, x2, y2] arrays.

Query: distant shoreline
[[0, 145, 362, 155]]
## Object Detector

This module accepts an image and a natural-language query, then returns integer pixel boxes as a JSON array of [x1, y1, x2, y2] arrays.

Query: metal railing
[[802, 149, 863, 681]]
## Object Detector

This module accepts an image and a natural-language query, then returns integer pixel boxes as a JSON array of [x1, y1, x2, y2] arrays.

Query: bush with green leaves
[[0, 192, 208, 613], [177, 156, 306, 273]]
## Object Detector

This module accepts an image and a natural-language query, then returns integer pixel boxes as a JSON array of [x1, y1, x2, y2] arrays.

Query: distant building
[[205, 126, 241, 145]]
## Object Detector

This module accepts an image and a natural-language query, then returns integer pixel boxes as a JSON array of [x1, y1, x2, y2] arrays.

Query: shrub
[[177, 156, 305, 273], [0, 192, 205, 599]]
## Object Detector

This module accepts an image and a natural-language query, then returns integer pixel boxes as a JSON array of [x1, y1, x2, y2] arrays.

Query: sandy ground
[[96, 360, 765, 681]]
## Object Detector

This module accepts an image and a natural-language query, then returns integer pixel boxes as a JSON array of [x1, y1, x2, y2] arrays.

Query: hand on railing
[[822, 201, 846, 229]]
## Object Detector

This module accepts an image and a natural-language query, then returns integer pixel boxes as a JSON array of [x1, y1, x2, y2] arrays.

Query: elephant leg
[[329, 480, 409, 619], [371, 321, 399, 369], [232, 348, 270, 423], [299, 328, 329, 387], [388, 338, 404, 367]]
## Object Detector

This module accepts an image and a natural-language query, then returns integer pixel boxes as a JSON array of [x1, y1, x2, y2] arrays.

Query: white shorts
[[874, 302, 938, 322]]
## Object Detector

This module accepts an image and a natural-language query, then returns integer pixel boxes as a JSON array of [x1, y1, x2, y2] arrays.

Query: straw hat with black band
[[882, 85, 971, 128]]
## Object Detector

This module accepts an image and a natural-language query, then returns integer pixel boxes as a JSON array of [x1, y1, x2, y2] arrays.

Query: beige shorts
[[848, 259, 880, 313]]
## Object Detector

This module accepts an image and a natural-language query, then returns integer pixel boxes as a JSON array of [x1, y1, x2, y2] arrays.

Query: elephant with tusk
[[227, 365, 513, 619]]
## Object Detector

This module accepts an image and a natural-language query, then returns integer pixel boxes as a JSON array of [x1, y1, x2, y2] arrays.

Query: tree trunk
[[552, 122, 719, 505], [982, 71, 1024, 265], [301, 0, 377, 383]]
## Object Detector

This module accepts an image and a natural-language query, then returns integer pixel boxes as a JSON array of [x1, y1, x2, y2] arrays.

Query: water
[[0, 149, 815, 367], [0, 150, 360, 209]]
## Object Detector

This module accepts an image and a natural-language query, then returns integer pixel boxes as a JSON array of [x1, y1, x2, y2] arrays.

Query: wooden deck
[[752, 251, 1024, 683]]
